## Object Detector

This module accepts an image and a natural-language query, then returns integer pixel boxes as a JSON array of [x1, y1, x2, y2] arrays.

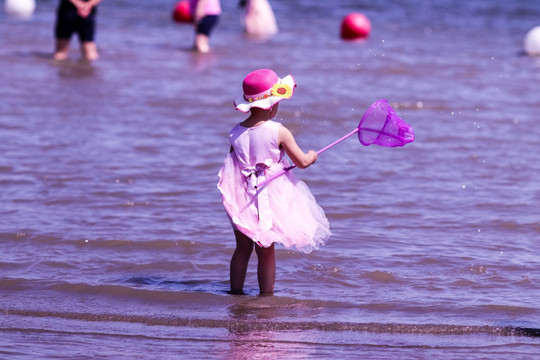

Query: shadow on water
[[28, 51, 54, 60], [122, 276, 273, 297], [50, 58, 97, 78], [122, 275, 323, 298], [123, 275, 236, 295], [16, 51, 98, 78]]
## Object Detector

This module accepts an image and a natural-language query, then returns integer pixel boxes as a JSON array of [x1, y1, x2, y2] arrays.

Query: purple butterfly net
[[358, 99, 414, 147], [254, 99, 414, 189]]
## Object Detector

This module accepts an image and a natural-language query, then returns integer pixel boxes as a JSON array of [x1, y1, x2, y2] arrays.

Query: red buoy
[[341, 13, 371, 40], [172, 0, 193, 23]]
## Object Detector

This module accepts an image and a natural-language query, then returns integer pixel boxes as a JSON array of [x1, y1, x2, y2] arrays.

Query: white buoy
[[524, 26, 540, 56], [5, 0, 36, 19]]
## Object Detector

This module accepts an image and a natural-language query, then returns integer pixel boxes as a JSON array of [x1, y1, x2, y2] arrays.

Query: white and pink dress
[[218, 120, 330, 253]]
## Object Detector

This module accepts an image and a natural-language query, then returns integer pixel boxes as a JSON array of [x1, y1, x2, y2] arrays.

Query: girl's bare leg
[[255, 243, 275, 295], [81, 42, 99, 60], [54, 39, 70, 60], [195, 34, 210, 53], [230, 230, 254, 294]]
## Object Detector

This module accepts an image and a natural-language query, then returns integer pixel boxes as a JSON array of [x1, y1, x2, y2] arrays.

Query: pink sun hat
[[234, 69, 296, 113]]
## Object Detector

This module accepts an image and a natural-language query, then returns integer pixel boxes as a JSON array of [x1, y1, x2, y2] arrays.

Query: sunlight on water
[[1, 0, 539, 358]]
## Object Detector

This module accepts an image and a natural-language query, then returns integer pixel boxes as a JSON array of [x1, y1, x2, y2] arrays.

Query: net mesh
[[358, 99, 414, 147]]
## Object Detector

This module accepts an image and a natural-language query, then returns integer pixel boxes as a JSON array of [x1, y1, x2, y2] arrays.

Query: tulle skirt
[[217, 153, 330, 253]]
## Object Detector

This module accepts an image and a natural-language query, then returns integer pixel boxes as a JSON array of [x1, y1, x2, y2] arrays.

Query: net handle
[[316, 127, 360, 155], [255, 128, 360, 189]]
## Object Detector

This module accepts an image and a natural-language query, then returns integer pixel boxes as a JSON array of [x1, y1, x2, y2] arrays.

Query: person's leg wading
[[230, 230, 254, 294]]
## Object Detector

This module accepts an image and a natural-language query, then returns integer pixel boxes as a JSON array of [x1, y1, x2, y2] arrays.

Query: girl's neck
[[240, 109, 274, 128]]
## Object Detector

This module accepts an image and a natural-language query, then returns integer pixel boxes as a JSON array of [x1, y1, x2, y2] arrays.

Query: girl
[[239, 0, 278, 39], [190, 0, 221, 53], [218, 69, 331, 295], [53, 0, 103, 61]]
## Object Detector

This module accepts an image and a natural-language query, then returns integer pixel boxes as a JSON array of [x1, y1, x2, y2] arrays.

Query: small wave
[[0, 233, 207, 251], [1, 308, 538, 338], [362, 270, 403, 283], [46, 281, 230, 304]]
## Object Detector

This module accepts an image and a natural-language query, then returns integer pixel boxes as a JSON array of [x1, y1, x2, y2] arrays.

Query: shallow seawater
[[1, 0, 539, 358]]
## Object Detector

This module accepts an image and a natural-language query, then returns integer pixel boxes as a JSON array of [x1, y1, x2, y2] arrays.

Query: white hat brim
[[234, 75, 296, 113]]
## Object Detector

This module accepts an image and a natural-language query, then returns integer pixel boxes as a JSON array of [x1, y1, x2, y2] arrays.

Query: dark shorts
[[55, 0, 97, 43], [196, 15, 219, 36]]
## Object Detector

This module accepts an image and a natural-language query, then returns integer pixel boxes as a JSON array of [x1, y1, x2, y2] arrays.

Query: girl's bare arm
[[278, 125, 317, 169]]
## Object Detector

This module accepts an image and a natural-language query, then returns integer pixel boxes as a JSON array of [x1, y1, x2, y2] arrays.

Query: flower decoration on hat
[[271, 83, 293, 99]]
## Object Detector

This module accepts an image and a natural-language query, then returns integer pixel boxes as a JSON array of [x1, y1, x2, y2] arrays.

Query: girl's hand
[[70, 0, 101, 18], [307, 150, 318, 165], [77, 3, 92, 17]]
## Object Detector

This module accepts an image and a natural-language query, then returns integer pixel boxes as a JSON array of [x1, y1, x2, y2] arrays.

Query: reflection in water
[[53, 58, 96, 78], [226, 297, 316, 359], [188, 50, 219, 72]]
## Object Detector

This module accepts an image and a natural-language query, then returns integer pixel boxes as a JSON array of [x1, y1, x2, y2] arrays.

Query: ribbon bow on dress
[[240, 159, 273, 232]]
